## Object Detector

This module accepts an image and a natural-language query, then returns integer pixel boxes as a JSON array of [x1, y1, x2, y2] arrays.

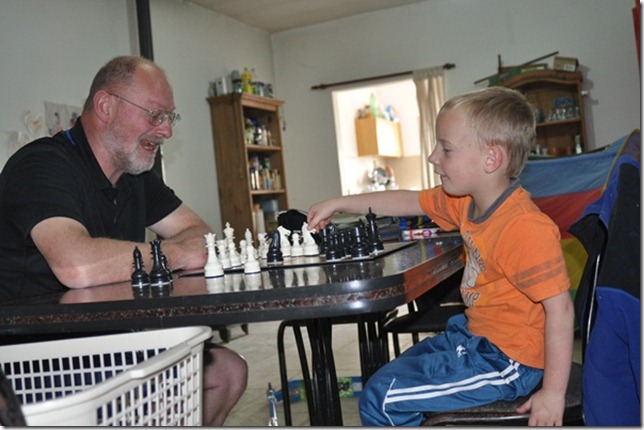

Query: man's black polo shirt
[[0, 118, 182, 299]]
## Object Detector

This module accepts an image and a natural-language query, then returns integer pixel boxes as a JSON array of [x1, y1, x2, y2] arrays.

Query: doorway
[[332, 79, 422, 196]]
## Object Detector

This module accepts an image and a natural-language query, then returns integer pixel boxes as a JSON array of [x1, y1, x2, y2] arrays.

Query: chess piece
[[217, 239, 231, 269], [131, 246, 150, 290], [244, 228, 254, 247], [149, 239, 172, 288], [266, 229, 284, 266], [302, 222, 320, 256], [160, 254, 174, 287], [277, 225, 291, 257], [239, 239, 248, 264], [257, 233, 269, 260], [244, 244, 261, 274], [325, 233, 342, 261], [350, 225, 370, 259], [204, 233, 224, 278], [223, 222, 235, 247], [290, 232, 304, 257], [366, 207, 385, 253], [228, 241, 242, 267]]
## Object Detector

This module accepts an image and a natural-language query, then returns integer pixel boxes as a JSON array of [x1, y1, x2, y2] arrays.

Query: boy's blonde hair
[[439, 86, 536, 178]]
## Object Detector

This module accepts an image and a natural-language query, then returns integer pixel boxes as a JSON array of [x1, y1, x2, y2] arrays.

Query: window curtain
[[413, 67, 446, 189]]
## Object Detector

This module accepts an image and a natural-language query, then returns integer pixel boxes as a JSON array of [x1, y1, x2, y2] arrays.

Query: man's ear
[[483, 144, 505, 173], [93, 90, 113, 123]]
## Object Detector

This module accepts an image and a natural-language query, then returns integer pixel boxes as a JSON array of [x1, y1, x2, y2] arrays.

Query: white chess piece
[[217, 239, 231, 269], [228, 241, 242, 267], [239, 239, 248, 264], [244, 228, 254, 247], [257, 233, 268, 260], [290, 232, 304, 257], [301, 222, 320, 256], [277, 225, 291, 257], [244, 244, 261, 274], [204, 233, 224, 278], [223, 222, 235, 247]]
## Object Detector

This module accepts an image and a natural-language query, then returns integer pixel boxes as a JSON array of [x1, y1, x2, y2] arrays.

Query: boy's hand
[[516, 388, 565, 426]]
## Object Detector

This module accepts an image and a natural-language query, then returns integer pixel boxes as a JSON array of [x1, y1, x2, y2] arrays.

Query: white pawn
[[257, 233, 269, 260], [244, 244, 261, 274], [228, 241, 242, 267], [239, 239, 248, 264], [290, 232, 304, 257], [217, 239, 231, 269], [204, 233, 224, 278], [301, 222, 320, 256], [277, 225, 292, 257]]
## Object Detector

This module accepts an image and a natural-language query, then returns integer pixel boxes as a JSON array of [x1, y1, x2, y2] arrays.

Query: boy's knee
[[359, 375, 389, 426]]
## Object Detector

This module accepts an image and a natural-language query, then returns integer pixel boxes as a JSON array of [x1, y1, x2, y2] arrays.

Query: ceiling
[[187, 0, 428, 33]]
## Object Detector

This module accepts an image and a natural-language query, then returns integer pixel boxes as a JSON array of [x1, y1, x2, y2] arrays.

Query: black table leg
[[305, 318, 343, 426]]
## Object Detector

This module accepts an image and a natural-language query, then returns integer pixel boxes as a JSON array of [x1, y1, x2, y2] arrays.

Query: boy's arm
[[307, 190, 423, 231], [516, 290, 574, 425]]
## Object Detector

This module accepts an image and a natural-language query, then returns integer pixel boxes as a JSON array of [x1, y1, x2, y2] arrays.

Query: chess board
[[182, 240, 416, 278], [257, 240, 414, 271]]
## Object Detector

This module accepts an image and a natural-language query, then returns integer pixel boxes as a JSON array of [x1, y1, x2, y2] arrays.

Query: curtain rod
[[311, 63, 455, 90]]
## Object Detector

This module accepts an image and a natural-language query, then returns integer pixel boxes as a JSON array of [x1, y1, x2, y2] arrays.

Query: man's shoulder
[[7, 134, 75, 165]]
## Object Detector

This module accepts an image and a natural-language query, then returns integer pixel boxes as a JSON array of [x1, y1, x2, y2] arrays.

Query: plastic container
[[0, 326, 212, 426]]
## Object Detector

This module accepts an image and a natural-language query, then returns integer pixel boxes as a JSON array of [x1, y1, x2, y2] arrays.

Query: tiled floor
[[218, 308, 413, 427], [219, 312, 583, 427]]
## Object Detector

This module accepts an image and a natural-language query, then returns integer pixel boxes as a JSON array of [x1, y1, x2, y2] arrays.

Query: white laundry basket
[[0, 326, 212, 426]]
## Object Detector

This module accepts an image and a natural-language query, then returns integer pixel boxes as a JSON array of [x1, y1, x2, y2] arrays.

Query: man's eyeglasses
[[109, 92, 181, 127]]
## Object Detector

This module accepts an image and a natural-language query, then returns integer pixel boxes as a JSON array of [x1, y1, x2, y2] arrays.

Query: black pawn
[[350, 225, 370, 259], [131, 246, 150, 289], [325, 233, 342, 261], [149, 239, 171, 288], [266, 229, 284, 266], [366, 207, 385, 253]]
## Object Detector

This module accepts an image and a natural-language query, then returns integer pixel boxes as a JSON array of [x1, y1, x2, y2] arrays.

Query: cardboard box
[[554, 56, 579, 72], [273, 376, 363, 403]]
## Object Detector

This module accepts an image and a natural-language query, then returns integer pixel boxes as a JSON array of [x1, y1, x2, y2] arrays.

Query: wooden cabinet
[[207, 93, 288, 236], [355, 117, 403, 157], [496, 70, 587, 156]]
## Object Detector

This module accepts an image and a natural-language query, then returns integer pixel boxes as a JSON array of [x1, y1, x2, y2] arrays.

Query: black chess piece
[[266, 229, 284, 266], [366, 207, 385, 253], [160, 254, 173, 287], [149, 239, 172, 288], [319, 225, 331, 254], [131, 246, 150, 292], [325, 233, 342, 261], [350, 225, 370, 259]]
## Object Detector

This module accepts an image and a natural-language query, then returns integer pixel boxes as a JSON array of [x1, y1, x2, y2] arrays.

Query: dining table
[[0, 235, 464, 426]]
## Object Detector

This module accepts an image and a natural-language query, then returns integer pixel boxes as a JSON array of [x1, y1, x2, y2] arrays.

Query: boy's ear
[[483, 144, 504, 173]]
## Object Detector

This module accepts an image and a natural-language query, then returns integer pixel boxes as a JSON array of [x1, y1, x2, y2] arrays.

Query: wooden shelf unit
[[207, 93, 288, 236], [355, 116, 403, 157], [496, 69, 587, 156]]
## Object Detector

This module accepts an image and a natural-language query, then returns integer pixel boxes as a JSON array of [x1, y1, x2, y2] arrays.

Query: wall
[[272, 0, 641, 211]]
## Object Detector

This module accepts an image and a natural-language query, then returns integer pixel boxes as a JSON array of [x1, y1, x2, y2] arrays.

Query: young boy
[[306, 87, 574, 426]]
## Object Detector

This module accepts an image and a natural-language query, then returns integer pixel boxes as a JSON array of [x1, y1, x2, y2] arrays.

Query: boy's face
[[429, 108, 488, 197]]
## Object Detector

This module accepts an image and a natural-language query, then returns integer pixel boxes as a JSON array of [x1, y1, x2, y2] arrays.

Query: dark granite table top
[[0, 237, 464, 336]]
